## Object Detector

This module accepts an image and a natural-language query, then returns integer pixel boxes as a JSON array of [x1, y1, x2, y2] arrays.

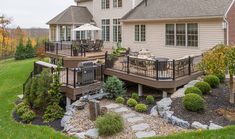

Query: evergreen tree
[[29, 77, 38, 108], [14, 38, 25, 60], [25, 38, 35, 58]]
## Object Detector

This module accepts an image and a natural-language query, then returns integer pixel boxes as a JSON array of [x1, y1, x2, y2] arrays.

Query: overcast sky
[[0, 0, 74, 28]]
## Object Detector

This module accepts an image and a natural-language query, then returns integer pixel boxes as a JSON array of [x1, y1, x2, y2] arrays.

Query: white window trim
[[101, 0, 110, 9], [165, 23, 199, 48], [134, 25, 146, 42], [113, 0, 122, 8]]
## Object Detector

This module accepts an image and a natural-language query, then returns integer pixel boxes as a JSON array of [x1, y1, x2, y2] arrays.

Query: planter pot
[[73, 49, 78, 56]]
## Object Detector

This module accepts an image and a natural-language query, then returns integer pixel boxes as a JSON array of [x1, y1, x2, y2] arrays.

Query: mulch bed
[[171, 83, 235, 126], [13, 99, 63, 131]]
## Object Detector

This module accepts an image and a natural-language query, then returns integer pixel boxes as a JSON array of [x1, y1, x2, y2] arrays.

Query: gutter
[[223, 17, 229, 45]]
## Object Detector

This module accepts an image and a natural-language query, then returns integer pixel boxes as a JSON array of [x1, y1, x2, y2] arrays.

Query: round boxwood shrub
[[115, 96, 125, 104], [15, 102, 30, 116], [127, 98, 138, 107], [21, 109, 36, 123], [95, 113, 124, 136], [183, 93, 204, 112], [194, 81, 211, 94], [131, 92, 139, 101], [43, 103, 64, 123], [146, 95, 154, 104], [184, 87, 202, 96], [203, 75, 220, 88], [135, 104, 147, 113]]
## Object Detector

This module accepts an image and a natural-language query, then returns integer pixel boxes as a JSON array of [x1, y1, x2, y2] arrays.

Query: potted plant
[[72, 42, 79, 56]]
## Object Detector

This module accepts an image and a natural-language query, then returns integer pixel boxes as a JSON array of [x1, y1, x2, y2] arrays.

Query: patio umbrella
[[73, 23, 101, 31]]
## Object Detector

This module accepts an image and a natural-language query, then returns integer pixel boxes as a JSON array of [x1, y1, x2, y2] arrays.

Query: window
[[165, 23, 198, 47], [113, 19, 122, 42], [76, 30, 86, 40], [50, 26, 56, 41], [60, 26, 65, 41], [187, 23, 198, 47], [135, 25, 146, 42], [165, 24, 174, 45], [113, 0, 122, 8], [66, 26, 71, 41], [102, 0, 110, 9], [102, 19, 110, 41]]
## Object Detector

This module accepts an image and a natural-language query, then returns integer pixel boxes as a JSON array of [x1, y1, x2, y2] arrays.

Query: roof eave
[[121, 16, 224, 23]]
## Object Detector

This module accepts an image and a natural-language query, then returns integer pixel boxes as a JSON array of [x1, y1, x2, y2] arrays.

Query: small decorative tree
[[225, 47, 235, 104], [104, 76, 125, 98]]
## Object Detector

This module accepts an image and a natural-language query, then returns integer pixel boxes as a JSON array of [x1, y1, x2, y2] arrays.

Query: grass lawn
[[0, 58, 74, 139], [147, 126, 235, 139], [1, 58, 235, 139]]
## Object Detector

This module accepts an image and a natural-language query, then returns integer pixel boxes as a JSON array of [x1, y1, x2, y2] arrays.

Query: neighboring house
[[47, 0, 142, 47], [121, 0, 235, 59]]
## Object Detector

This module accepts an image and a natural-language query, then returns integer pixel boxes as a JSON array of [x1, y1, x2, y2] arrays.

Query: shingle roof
[[47, 6, 93, 25], [122, 0, 233, 21]]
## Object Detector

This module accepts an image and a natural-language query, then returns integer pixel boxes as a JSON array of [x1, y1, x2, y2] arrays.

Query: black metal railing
[[45, 41, 87, 57], [105, 52, 202, 80]]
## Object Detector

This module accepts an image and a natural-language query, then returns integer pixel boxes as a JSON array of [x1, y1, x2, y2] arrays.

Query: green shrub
[[183, 93, 204, 112], [115, 97, 125, 104], [43, 103, 64, 123], [104, 76, 125, 98], [131, 93, 139, 101], [194, 81, 211, 94], [127, 98, 138, 107], [146, 95, 154, 104], [215, 73, 225, 82], [15, 102, 30, 116], [184, 87, 202, 96], [20, 109, 36, 123], [203, 75, 220, 88], [135, 104, 147, 113], [95, 113, 124, 136]]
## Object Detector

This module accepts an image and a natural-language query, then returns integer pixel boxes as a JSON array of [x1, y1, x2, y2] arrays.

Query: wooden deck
[[104, 68, 203, 93]]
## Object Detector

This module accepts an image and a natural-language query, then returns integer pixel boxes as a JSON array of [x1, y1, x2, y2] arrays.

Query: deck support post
[[66, 97, 71, 107], [138, 84, 143, 96], [162, 91, 168, 98]]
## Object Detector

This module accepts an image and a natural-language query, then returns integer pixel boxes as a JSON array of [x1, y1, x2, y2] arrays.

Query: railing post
[[173, 60, 175, 80], [60, 40, 63, 50], [188, 56, 191, 75], [70, 44, 73, 56], [127, 56, 130, 74], [44, 41, 47, 53], [104, 51, 108, 68], [101, 64, 104, 81], [155, 60, 159, 80], [73, 69, 76, 88], [66, 68, 69, 86]]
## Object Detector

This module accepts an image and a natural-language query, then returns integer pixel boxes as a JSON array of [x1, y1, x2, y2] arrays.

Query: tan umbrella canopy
[[73, 23, 101, 31]]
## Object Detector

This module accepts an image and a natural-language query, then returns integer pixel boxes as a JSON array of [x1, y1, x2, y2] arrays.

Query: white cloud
[[0, 0, 74, 28]]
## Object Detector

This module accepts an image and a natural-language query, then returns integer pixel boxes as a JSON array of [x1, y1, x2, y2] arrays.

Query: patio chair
[[93, 40, 102, 51], [86, 40, 95, 52]]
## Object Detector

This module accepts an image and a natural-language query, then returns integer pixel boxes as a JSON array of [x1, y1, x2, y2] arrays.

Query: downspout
[[224, 17, 229, 45]]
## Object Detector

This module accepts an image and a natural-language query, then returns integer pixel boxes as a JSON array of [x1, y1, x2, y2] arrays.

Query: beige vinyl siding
[[122, 20, 224, 59]]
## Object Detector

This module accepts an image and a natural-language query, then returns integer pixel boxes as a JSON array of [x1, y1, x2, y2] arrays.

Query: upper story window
[[113, 0, 122, 8], [50, 26, 56, 41], [102, 19, 110, 41], [135, 25, 146, 42], [165, 23, 198, 47], [102, 0, 110, 9], [113, 19, 122, 42]]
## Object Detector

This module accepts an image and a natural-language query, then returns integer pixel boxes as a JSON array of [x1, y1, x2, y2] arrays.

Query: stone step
[[131, 123, 150, 132], [135, 131, 156, 139], [122, 113, 136, 119], [127, 116, 144, 123], [114, 107, 129, 113], [105, 103, 120, 109]]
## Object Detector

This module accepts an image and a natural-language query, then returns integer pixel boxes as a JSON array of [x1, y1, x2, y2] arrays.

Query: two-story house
[[47, 0, 142, 47]]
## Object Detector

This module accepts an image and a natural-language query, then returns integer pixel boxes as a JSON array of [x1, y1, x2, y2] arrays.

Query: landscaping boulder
[[71, 100, 86, 110], [157, 98, 172, 116], [163, 111, 174, 122], [171, 88, 186, 98], [61, 115, 72, 127], [184, 80, 200, 88], [170, 116, 190, 128], [85, 128, 99, 139], [191, 121, 208, 130], [209, 123, 223, 130], [150, 106, 158, 117]]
